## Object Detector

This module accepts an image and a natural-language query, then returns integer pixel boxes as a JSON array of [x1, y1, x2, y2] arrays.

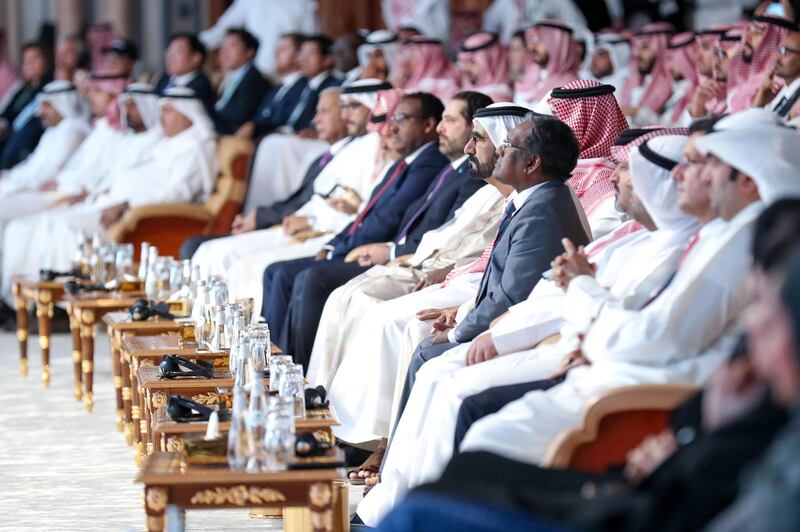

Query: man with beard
[[306, 105, 523, 397], [754, 28, 800, 123], [277, 91, 490, 369], [619, 23, 675, 126], [727, 13, 796, 112], [315, 104, 526, 483]]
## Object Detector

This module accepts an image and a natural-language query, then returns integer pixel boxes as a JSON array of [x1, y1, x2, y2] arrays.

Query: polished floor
[[0, 328, 360, 531]]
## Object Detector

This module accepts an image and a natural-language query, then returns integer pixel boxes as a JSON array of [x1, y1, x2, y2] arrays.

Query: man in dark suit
[[0, 42, 52, 168], [213, 28, 271, 134], [179, 86, 349, 260], [272, 34, 342, 136], [154, 33, 215, 116], [261, 92, 450, 355], [394, 113, 590, 419], [235, 33, 308, 139], [278, 91, 494, 369]]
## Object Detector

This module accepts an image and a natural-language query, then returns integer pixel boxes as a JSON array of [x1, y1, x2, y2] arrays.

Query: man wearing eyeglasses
[[754, 29, 800, 122]]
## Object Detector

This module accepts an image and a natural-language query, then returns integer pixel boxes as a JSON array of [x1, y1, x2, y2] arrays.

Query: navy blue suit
[[261, 143, 450, 365], [154, 70, 216, 118], [213, 64, 271, 135], [282, 73, 342, 134], [0, 75, 50, 169], [251, 75, 308, 137]]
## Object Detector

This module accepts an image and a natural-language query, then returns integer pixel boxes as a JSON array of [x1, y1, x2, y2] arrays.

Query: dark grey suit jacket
[[453, 179, 590, 343]]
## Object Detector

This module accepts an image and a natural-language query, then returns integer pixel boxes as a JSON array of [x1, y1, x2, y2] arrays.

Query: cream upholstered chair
[[543, 384, 699, 473], [106, 135, 254, 259]]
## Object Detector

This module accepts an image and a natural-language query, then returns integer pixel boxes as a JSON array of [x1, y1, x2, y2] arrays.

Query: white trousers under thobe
[[307, 265, 423, 390], [243, 134, 329, 213], [328, 274, 481, 445]]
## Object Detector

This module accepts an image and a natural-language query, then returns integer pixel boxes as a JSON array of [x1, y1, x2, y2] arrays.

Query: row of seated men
[[171, 55, 800, 529], [0, 26, 365, 321]]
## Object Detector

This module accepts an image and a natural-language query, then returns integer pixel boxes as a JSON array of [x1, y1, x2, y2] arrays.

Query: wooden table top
[[11, 276, 66, 291], [123, 334, 199, 357], [152, 406, 338, 435], [137, 452, 341, 485], [138, 365, 268, 390], [64, 291, 143, 309], [103, 312, 183, 332], [124, 334, 281, 357]]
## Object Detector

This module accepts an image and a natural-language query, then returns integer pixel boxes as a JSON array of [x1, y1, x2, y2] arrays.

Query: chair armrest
[[543, 383, 698, 472], [106, 203, 213, 258]]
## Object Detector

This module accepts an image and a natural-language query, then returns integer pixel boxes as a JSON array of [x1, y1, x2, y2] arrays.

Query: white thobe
[[357, 203, 755, 526], [456, 203, 760, 471], [306, 184, 504, 389], [243, 134, 330, 213], [329, 272, 483, 444], [199, 0, 316, 76], [0, 118, 124, 222], [0, 117, 90, 195], [363, 224, 695, 510], [0, 127, 213, 301], [193, 133, 383, 313]]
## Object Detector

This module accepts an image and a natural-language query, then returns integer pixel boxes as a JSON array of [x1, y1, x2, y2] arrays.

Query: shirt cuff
[[447, 328, 456, 343], [387, 242, 397, 260]]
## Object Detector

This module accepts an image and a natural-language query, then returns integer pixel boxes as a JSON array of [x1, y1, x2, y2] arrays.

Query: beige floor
[[0, 330, 361, 531]]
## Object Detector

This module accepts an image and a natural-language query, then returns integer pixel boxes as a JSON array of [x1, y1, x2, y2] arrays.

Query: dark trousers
[[261, 256, 317, 344], [179, 234, 227, 260], [282, 259, 368, 370], [393, 336, 459, 429], [453, 377, 566, 450]]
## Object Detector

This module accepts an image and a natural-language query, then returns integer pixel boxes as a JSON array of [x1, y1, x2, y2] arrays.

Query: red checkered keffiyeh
[[610, 127, 690, 165], [620, 22, 675, 114], [515, 21, 579, 105], [568, 158, 617, 217], [666, 33, 700, 123], [458, 32, 513, 102], [548, 79, 629, 215], [441, 242, 493, 288], [728, 16, 792, 111], [548, 79, 629, 160]]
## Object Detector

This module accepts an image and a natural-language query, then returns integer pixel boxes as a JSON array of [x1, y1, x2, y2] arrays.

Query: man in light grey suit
[[395, 112, 591, 418]]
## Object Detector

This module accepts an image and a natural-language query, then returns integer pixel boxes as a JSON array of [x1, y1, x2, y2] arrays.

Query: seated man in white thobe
[[356, 110, 800, 527], [207, 84, 390, 314], [359, 132, 703, 513], [0, 80, 90, 196], [307, 103, 530, 391], [0, 72, 129, 222], [0, 87, 216, 303]]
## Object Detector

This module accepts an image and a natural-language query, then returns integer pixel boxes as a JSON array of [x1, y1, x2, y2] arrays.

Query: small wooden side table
[[10, 276, 65, 388], [136, 452, 349, 532], [123, 335, 225, 460], [138, 365, 273, 458], [103, 312, 182, 438], [64, 291, 143, 412], [152, 406, 339, 456]]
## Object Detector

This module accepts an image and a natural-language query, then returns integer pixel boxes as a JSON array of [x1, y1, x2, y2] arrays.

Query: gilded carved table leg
[[68, 305, 82, 401], [35, 289, 54, 389], [13, 283, 28, 377]]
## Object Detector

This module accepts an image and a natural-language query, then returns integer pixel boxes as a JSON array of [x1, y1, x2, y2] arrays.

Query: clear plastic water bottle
[[246, 366, 269, 472], [227, 384, 249, 471]]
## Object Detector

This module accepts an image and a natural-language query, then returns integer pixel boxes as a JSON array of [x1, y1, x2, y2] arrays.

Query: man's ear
[[424, 117, 438, 136], [526, 153, 541, 175], [740, 174, 759, 198]]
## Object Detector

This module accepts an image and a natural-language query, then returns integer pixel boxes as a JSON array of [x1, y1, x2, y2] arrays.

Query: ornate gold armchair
[[543, 384, 699, 473], [106, 135, 254, 258]]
